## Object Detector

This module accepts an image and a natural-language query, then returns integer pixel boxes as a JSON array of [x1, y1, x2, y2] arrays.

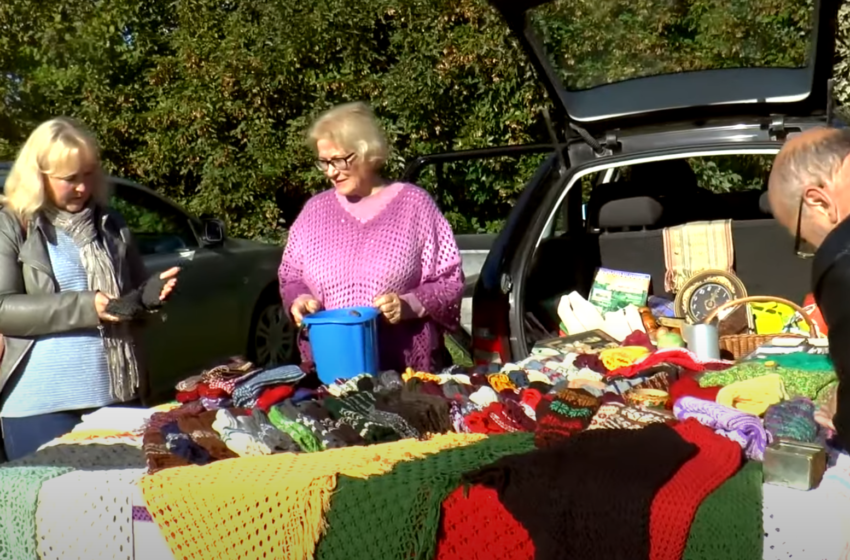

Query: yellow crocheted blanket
[[140, 432, 484, 560]]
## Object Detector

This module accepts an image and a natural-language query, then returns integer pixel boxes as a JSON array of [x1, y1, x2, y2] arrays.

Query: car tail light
[[471, 295, 511, 367]]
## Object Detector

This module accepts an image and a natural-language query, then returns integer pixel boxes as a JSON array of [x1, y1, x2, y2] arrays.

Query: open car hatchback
[[459, 0, 843, 365]]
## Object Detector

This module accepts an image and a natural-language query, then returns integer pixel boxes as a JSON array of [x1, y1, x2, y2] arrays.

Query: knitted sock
[[140, 273, 169, 309], [251, 408, 301, 452], [177, 412, 238, 460], [464, 423, 698, 560], [649, 419, 743, 560], [763, 397, 819, 443], [533, 388, 599, 448], [374, 389, 452, 435], [587, 403, 672, 431], [682, 461, 763, 560], [161, 422, 212, 466], [255, 384, 294, 412], [267, 405, 322, 452]]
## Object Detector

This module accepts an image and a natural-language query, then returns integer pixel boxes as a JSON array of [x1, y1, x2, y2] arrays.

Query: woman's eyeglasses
[[794, 195, 817, 258], [315, 153, 356, 172]]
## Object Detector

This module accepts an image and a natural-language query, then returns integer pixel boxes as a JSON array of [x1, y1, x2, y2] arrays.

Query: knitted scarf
[[43, 205, 138, 401], [316, 432, 536, 560]]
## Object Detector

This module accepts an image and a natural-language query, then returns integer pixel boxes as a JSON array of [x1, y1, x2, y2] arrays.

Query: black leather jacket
[[813, 216, 850, 450], [0, 205, 149, 404]]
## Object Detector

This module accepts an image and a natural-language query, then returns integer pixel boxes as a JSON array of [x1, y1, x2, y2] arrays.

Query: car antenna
[[541, 106, 569, 177]]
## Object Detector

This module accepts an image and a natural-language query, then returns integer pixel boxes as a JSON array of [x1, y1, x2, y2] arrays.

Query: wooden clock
[[673, 269, 748, 324]]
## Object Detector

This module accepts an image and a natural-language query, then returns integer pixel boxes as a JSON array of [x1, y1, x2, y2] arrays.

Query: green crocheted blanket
[[683, 461, 763, 560], [316, 431, 535, 560], [0, 443, 144, 560], [699, 361, 836, 403]]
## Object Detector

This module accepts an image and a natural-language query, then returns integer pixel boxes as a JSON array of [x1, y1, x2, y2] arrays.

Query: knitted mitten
[[534, 388, 600, 448]]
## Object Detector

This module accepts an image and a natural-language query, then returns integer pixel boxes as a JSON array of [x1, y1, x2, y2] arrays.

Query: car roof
[[489, 0, 840, 134], [0, 162, 196, 220]]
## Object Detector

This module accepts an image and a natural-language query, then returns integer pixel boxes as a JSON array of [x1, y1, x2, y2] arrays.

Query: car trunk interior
[[521, 154, 813, 346]]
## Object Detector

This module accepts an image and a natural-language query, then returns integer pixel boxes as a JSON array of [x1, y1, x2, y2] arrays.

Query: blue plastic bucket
[[301, 306, 380, 384]]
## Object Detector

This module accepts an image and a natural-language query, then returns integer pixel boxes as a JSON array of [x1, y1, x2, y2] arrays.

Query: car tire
[[248, 289, 297, 367]]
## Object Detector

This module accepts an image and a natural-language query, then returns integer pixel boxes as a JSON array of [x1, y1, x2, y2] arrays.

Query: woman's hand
[[94, 292, 120, 322], [374, 293, 403, 324], [291, 295, 322, 327], [815, 387, 838, 432], [158, 267, 180, 301]]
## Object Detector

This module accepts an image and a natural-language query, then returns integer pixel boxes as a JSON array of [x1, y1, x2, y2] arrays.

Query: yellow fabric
[[487, 373, 516, 393], [716, 374, 790, 415], [599, 346, 650, 370], [402, 368, 443, 384], [140, 432, 485, 560]]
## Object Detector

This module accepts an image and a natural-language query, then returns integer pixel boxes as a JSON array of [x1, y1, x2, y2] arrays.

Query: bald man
[[768, 126, 850, 448]]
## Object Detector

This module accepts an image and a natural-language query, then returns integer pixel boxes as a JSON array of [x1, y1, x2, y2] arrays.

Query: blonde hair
[[2, 117, 108, 220], [307, 102, 389, 169]]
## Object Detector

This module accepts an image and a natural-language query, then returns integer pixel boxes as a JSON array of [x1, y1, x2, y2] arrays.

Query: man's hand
[[815, 385, 838, 432]]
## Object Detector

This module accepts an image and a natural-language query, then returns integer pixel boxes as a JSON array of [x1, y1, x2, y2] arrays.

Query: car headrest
[[759, 191, 773, 216], [598, 196, 664, 230]]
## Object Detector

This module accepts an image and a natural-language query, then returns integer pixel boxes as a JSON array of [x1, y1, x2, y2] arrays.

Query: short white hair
[[307, 102, 389, 170], [2, 117, 108, 220]]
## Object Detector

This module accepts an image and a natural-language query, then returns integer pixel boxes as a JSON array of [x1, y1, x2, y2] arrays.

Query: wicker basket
[[701, 296, 818, 360]]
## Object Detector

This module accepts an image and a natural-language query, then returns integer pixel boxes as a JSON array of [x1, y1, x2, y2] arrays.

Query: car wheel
[[249, 296, 297, 366]]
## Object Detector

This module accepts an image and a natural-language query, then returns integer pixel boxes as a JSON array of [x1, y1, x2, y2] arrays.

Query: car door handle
[[178, 249, 196, 261]]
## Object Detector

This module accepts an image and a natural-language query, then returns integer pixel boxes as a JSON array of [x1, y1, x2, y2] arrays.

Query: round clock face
[[688, 282, 733, 322]]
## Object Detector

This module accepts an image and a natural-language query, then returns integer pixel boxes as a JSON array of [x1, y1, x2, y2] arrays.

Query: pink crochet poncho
[[278, 183, 464, 372]]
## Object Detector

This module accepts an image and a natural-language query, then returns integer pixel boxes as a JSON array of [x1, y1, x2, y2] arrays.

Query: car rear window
[[527, 0, 813, 91]]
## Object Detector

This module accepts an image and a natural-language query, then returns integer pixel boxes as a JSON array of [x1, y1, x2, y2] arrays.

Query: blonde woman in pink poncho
[[278, 102, 465, 373]]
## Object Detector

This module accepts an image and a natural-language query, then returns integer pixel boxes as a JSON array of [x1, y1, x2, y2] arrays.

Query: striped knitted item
[[682, 461, 763, 560]]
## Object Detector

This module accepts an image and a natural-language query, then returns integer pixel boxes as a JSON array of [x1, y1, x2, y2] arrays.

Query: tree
[[0, 0, 845, 238]]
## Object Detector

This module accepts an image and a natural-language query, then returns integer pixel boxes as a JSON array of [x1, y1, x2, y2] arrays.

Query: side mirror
[[201, 218, 226, 245]]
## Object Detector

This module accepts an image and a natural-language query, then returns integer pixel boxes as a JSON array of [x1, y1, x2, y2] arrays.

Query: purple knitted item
[[763, 397, 818, 443], [279, 184, 464, 372], [673, 396, 770, 460]]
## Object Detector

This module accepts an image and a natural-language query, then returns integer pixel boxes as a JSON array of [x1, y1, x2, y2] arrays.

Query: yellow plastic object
[[599, 346, 651, 371], [751, 302, 810, 335]]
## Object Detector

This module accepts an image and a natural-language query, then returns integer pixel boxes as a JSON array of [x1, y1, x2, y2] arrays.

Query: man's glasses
[[315, 153, 356, 172], [794, 195, 817, 258]]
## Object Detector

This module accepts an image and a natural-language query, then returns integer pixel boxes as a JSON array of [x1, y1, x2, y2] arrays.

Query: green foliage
[[0, 0, 846, 239]]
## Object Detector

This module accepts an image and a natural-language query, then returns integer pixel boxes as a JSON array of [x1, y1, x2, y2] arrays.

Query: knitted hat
[[649, 419, 743, 560], [763, 397, 819, 443], [534, 388, 600, 448]]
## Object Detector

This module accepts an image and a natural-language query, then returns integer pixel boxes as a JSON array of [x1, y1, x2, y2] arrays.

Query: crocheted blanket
[[315, 432, 535, 560], [0, 443, 144, 560], [699, 362, 836, 402], [36, 467, 145, 560], [139, 433, 484, 560], [683, 461, 763, 560]]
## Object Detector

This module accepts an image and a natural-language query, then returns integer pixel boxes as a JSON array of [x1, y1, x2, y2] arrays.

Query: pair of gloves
[[104, 274, 170, 320]]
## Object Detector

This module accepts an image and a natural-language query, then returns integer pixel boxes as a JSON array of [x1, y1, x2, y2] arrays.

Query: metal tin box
[[763, 439, 827, 491]]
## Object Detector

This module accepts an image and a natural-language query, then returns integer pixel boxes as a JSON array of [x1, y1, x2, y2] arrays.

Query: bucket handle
[[298, 308, 370, 342]]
